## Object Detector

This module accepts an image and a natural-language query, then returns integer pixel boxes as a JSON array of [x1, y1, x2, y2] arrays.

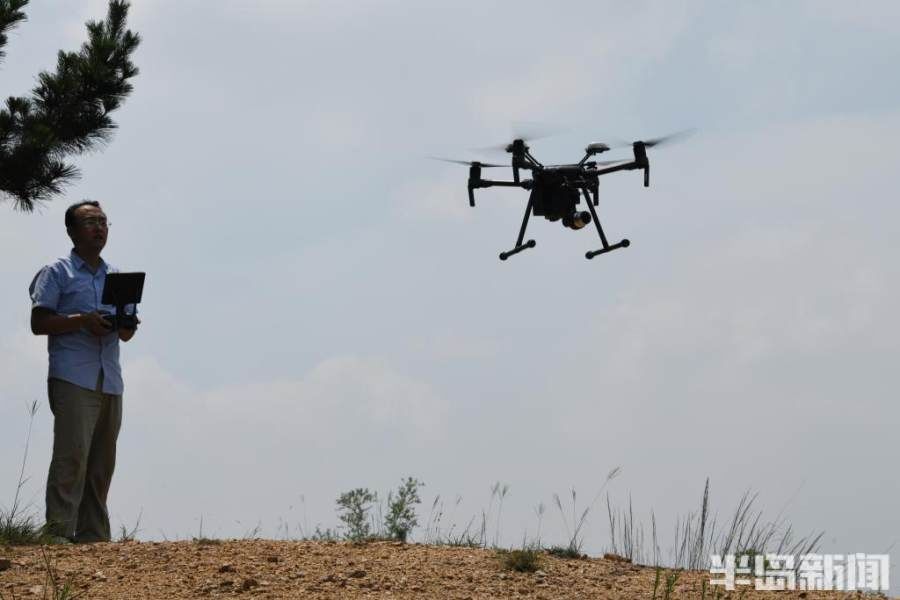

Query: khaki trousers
[[45, 376, 122, 543]]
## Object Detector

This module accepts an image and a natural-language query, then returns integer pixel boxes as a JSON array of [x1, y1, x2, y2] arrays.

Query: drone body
[[437, 132, 687, 260]]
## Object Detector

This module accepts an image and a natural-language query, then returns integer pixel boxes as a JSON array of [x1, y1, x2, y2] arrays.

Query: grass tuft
[[116, 509, 142, 542], [39, 547, 80, 600], [553, 467, 621, 555], [191, 516, 222, 545], [0, 401, 52, 547], [545, 545, 587, 560], [496, 546, 543, 573]]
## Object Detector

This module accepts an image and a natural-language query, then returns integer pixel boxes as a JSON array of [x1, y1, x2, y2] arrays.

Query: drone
[[434, 131, 690, 260]]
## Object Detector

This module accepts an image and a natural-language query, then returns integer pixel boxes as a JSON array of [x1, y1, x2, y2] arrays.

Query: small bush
[[308, 525, 340, 542], [545, 544, 587, 560], [384, 477, 423, 542], [497, 547, 543, 573], [337, 488, 378, 542], [192, 536, 222, 545]]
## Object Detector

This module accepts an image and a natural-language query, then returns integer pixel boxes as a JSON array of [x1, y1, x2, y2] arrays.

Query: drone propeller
[[477, 137, 546, 154], [627, 128, 696, 149], [428, 156, 505, 168], [476, 122, 564, 153]]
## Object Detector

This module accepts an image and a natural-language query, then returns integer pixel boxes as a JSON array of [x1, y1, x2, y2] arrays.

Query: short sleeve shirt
[[29, 250, 127, 395]]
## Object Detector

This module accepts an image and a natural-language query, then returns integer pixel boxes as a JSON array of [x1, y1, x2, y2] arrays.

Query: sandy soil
[[0, 540, 889, 599]]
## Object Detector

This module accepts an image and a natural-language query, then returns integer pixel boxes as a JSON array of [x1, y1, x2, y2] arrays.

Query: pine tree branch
[[0, 0, 139, 211], [0, 0, 28, 61]]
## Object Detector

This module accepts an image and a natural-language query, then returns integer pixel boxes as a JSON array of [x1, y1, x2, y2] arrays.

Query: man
[[29, 200, 138, 543]]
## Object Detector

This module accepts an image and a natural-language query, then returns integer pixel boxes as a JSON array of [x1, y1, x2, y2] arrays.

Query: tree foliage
[[0, 0, 139, 211]]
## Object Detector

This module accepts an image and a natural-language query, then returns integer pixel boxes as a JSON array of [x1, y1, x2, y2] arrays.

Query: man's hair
[[64, 200, 102, 228]]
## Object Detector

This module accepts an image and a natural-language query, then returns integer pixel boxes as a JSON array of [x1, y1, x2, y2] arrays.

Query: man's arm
[[31, 307, 113, 337], [31, 307, 85, 335]]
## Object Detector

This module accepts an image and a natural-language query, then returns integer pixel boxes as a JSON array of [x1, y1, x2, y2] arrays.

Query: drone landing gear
[[586, 238, 630, 259], [499, 197, 536, 260], [584, 189, 630, 260], [500, 239, 535, 260]]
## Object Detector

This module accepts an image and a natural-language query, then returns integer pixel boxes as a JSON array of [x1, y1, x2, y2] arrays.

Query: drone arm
[[467, 178, 532, 207], [476, 179, 533, 189], [587, 159, 650, 186], [590, 161, 638, 177]]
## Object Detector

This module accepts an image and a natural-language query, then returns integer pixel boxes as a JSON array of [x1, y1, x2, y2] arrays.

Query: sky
[[1, 0, 898, 591]]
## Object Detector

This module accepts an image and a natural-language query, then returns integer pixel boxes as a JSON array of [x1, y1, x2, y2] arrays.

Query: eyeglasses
[[78, 218, 110, 229]]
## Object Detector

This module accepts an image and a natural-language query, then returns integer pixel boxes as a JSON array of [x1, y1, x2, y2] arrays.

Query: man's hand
[[119, 316, 140, 342], [81, 311, 113, 336]]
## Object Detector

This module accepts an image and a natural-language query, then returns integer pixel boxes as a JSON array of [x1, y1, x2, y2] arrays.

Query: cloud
[[469, 3, 691, 124], [797, 0, 900, 33], [220, 0, 390, 23], [125, 353, 449, 446], [408, 332, 505, 362]]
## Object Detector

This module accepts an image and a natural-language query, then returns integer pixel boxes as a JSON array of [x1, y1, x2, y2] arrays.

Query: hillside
[[1, 540, 884, 599]]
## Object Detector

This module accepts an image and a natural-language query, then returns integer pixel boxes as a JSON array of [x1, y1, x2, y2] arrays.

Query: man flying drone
[[433, 130, 691, 261]]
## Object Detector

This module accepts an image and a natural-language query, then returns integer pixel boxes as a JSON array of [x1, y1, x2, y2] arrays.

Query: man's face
[[68, 205, 108, 252]]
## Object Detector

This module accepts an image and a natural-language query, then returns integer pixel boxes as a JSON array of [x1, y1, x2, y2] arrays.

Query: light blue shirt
[[29, 250, 130, 395]]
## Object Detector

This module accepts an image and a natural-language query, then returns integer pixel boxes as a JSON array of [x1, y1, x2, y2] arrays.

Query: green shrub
[[384, 477, 423, 542], [337, 488, 378, 541]]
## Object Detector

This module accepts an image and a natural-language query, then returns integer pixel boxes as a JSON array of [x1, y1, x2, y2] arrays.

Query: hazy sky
[[1, 0, 897, 590]]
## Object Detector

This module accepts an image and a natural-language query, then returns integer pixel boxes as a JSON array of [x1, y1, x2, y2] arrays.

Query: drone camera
[[562, 211, 592, 230]]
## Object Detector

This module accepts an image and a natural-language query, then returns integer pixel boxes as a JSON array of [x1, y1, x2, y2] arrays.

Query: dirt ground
[[0, 540, 890, 599]]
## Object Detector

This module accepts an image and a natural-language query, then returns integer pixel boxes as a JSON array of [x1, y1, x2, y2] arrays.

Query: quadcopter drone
[[435, 131, 689, 260]]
